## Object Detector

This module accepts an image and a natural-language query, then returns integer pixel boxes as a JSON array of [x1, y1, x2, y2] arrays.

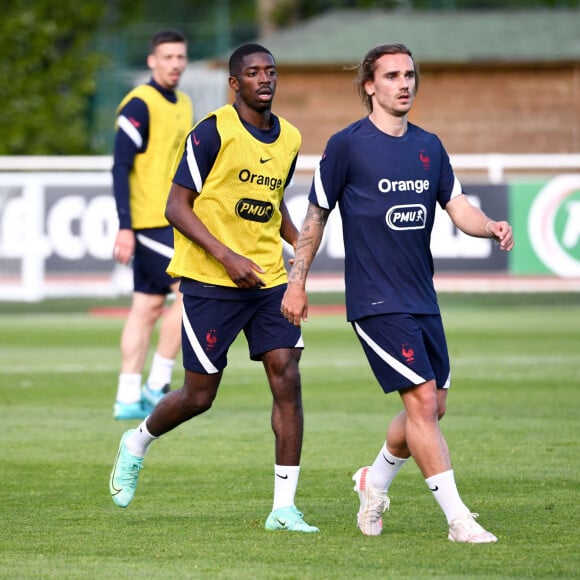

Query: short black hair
[[150, 30, 188, 52], [228, 43, 274, 76]]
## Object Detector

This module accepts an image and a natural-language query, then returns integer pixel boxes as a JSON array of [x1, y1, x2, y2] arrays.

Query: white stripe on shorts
[[182, 304, 219, 374], [354, 321, 425, 386], [136, 233, 174, 259]]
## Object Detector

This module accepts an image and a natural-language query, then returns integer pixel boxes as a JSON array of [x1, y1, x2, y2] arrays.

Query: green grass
[[0, 294, 579, 579]]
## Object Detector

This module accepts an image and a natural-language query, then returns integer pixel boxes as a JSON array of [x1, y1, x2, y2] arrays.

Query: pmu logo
[[235, 198, 274, 223], [386, 204, 427, 230], [529, 175, 580, 277]]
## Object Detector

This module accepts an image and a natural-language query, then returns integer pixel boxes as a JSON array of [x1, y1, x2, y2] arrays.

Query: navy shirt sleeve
[[436, 139, 460, 209], [285, 154, 298, 190], [173, 115, 221, 191], [112, 97, 149, 229], [308, 130, 350, 212]]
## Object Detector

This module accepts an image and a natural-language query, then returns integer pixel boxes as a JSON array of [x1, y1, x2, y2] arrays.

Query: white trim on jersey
[[354, 321, 425, 385], [450, 175, 463, 200], [117, 115, 143, 149], [441, 372, 451, 389], [136, 233, 174, 259], [186, 136, 203, 193], [313, 163, 330, 209], [182, 305, 219, 374]]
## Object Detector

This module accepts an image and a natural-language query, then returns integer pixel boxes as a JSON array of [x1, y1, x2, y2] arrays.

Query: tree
[[0, 0, 137, 154]]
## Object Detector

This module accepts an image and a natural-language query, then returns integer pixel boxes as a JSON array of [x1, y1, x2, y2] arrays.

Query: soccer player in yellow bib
[[111, 30, 193, 421], [109, 44, 318, 533]]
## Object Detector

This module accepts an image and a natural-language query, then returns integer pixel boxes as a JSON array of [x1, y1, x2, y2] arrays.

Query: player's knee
[[436, 388, 448, 420], [283, 364, 301, 388], [181, 391, 214, 415], [178, 383, 217, 415]]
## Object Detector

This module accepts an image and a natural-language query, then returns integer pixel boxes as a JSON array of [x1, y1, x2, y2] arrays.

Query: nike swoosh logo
[[260, 157, 273, 163], [193, 133, 200, 146], [429, 485, 439, 492], [275, 518, 286, 526], [383, 454, 395, 465], [276, 473, 289, 479], [110, 455, 122, 494]]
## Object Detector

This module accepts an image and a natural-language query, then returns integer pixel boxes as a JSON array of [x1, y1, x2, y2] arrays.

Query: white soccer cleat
[[352, 466, 390, 536], [448, 513, 498, 543]]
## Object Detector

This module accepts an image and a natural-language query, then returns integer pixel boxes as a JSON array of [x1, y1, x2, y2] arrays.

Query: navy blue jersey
[[310, 118, 462, 321]]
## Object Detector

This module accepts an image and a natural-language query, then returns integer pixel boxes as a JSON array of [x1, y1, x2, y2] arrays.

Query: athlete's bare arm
[[445, 194, 514, 252], [281, 202, 330, 325], [166, 182, 265, 288]]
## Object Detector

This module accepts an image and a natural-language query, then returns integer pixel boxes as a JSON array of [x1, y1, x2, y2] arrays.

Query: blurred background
[[0, 0, 579, 300], [1, 0, 579, 155]]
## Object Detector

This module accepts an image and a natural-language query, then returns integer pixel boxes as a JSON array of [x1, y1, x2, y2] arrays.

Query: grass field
[[0, 293, 578, 579]]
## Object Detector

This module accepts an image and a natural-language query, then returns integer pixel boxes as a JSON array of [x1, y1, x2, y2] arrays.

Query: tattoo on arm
[[306, 204, 329, 226], [288, 204, 329, 284]]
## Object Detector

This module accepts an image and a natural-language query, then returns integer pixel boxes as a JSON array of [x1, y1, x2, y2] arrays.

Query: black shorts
[[133, 226, 178, 295], [181, 284, 304, 374], [353, 313, 451, 394]]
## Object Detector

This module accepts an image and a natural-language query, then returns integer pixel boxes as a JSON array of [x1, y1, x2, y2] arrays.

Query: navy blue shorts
[[352, 313, 451, 394], [133, 226, 178, 295], [181, 284, 304, 374]]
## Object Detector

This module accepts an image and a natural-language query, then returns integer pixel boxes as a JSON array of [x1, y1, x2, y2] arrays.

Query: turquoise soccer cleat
[[109, 430, 143, 508], [113, 401, 148, 421], [141, 383, 170, 412], [265, 506, 319, 533]]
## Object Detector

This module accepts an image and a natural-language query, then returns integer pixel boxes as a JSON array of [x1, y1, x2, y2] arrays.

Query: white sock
[[125, 420, 158, 458], [369, 442, 409, 491], [115, 373, 142, 404], [425, 469, 470, 523], [146, 353, 175, 391], [272, 465, 300, 511]]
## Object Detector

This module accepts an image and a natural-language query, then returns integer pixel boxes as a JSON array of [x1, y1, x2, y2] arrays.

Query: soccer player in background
[[111, 30, 193, 420], [109, 44, 318, 533], [281, 43, 514, 542]]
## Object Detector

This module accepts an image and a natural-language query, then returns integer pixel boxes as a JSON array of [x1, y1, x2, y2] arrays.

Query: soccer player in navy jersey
[[109, 44, 318, 533], [281, 43, 514, 543], [111, 31, 193, 421]]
